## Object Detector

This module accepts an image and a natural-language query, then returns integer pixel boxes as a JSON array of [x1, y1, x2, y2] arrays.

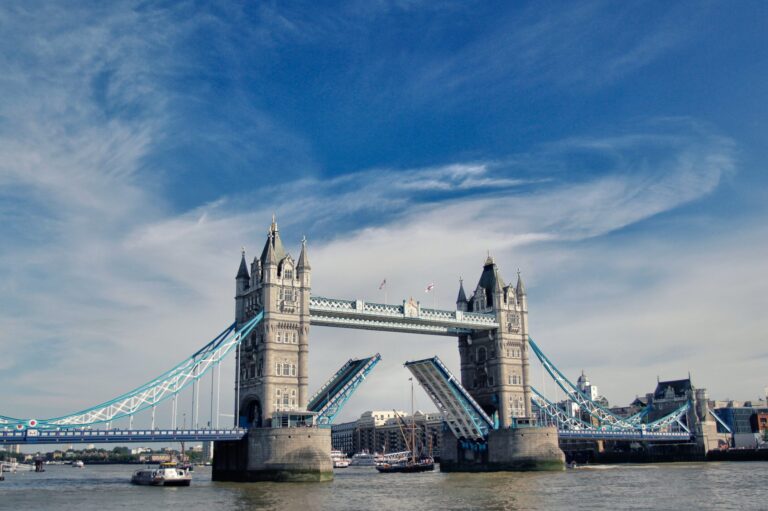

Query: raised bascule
[[1, 218, 718, 480]]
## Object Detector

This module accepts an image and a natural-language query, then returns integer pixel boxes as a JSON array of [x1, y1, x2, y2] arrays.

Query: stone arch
[[241, 398, 263, 428]]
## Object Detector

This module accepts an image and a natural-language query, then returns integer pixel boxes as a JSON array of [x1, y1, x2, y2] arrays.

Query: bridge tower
[[443, 256, 564, 471], [457, 256, 531, 427], [214, 218, 332, 482], [234, 217, 311, 428]]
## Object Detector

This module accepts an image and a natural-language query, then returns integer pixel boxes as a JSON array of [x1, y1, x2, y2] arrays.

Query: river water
[[2, 462, 766, 510]]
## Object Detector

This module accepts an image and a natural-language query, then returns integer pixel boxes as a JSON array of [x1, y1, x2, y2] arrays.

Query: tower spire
[[236, 248, 250, 280], [297, 235, 311, 270], [516, 269, 526, 296], [264, 230, 276, 265]]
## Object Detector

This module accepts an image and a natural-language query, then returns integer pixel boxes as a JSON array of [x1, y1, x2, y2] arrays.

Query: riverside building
[[332, 410, 444, 456]]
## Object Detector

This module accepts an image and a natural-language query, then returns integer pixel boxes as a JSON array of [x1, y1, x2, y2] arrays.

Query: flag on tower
[[425, 283, 435, 293], [379, 278, 387, 290]]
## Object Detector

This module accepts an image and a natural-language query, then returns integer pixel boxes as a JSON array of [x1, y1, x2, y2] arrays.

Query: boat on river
[[130, 462, 191, 487], [375, 378, 434, 474], [375, 457, 434, 473], [331, 450, 350, 468], [349, 452, 378, 467]]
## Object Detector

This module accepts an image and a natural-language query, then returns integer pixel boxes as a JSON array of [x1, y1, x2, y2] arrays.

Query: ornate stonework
[[235, 219, 311, 427]]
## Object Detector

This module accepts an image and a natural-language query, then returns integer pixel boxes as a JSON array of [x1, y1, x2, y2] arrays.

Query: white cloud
[[0, 3, 756, 427], [0, 104, 742, 423]]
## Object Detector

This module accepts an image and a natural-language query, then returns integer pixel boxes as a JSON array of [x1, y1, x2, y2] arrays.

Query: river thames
[[2, 462, 766, 510]]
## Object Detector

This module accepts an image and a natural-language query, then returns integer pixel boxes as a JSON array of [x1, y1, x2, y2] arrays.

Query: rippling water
[[2, 462, 766, 510]]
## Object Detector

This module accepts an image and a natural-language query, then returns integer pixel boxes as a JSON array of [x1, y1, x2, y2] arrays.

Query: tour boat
[[72, 460, 84, 468], [130, 462, 192, 487], [349, 452, 378, 467], [331, 450, 350, 468]]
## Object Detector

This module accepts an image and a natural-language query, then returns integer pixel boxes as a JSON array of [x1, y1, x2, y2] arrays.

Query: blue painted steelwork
[[529, 337, 643, 429], [309, 296, 498, 336], [3, 314, 263, 429], [530, 387, 595, 431], [0, 428, 247, 445], [708, 408, 732, 433], [532, 387, 691, 439], [405, 356, 493, 441], [557, 430, 691, 441], [308, 354, 381, 425]]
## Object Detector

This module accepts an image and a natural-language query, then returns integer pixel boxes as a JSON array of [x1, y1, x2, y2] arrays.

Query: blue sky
[[1, 1, 767, 424]]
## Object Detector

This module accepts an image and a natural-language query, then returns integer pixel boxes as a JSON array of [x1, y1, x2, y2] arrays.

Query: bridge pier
[[212, 427, 333, 482], [440, 426, 564, 472]]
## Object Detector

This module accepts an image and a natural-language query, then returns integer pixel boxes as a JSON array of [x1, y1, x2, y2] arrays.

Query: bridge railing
[[0, 428, 248, 444], [309, 296, 498, 331]]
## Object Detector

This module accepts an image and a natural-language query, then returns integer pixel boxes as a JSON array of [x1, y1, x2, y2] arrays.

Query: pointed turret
[[476, 253, 505, 309], [516, 270, 526, 296], [260, 215, 287, 266], [297, 236, 310, 270], [264, 231, 276, 266], [456, 278, 467, 303], [235, 248, 249, 324], [456, 278, 468, 312], [236, 249, 250, 281]]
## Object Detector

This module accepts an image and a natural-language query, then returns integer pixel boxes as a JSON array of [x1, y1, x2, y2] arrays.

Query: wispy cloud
[[0, 1, 759, 423], [406, 1, 703, 101]]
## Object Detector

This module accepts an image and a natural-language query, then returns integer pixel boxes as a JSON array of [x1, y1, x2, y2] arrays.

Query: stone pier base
[[441, 426, 565, 472], [212, 427, 333, 482]]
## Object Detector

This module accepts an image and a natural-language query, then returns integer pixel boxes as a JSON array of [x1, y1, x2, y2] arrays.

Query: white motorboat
[[130, 462, 191, 487], [349, 452, 378, 467], [72, 460, 85, 468], [331, 450, 350, 468]]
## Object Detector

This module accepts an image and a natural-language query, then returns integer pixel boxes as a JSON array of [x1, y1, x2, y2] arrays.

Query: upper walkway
[[309, 296, 498, 336]]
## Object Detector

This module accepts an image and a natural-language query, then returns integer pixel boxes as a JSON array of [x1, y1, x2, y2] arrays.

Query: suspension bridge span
[[2, 218, 719, 480]]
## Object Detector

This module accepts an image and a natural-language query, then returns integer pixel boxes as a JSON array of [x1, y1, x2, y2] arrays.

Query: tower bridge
[[1, 218, 719, 480]]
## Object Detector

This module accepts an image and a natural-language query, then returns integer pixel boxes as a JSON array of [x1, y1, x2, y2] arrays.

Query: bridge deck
[[308, 356, 377, 413], [405, 356, 493, 441], [0, 428, 247, 444]]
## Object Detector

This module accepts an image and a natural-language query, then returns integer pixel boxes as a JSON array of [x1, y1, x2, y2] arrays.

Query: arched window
[[291, 364, 297, 376], [276, 363, 282, 376], [477, 346, 487, 363], [283, 362, 290, 375]]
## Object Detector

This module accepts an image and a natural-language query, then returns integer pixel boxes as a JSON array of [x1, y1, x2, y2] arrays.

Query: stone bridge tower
[[457, 256, 532, 428], [234, 217, 311, 427]]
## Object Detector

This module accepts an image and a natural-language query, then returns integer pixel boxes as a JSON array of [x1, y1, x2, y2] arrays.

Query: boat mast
[[410, 377, 415, 464]]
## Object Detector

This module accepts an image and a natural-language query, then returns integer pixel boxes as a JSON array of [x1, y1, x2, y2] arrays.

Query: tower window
[[284, 270, 293, 280], [276, 363, 282, 376]]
